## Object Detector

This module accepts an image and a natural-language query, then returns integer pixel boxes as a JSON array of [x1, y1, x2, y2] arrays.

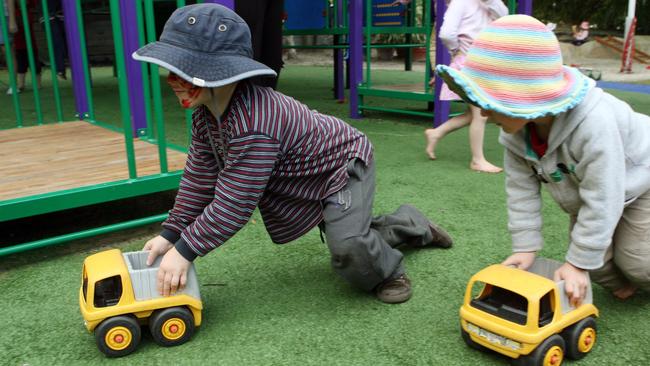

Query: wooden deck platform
[[0, 121, 187, 201]]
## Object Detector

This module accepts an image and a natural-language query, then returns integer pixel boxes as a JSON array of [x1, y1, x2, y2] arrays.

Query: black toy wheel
[[514, 334, 565, 366], [460, 326, 485, 351], [94, 315, 141, 357], [149, 306, 195, 347], [562, 317, 596, 360]]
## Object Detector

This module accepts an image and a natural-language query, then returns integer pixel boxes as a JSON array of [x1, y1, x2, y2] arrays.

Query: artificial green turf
[[1, 66, 650, 365]]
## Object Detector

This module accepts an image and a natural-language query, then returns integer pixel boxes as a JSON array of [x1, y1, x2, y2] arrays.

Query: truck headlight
[[466, 322, 522, 350]]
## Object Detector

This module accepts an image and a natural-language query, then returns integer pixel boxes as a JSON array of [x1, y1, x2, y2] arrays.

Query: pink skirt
[[439, 54, 466, 101]]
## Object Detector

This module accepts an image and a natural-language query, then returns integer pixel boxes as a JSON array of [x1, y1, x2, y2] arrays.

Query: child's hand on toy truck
[[503, 252, 589, 307], [144, 235, 192, 297]]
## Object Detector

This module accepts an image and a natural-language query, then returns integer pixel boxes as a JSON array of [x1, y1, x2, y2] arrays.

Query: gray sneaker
[[6, 87, 23, 95], [376, 274, 412, 304]]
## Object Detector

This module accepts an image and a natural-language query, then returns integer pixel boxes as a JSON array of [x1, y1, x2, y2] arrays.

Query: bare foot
[[424, 129, 441, 160], [613, 285, 637, 300], [470, 160, 503, 173]]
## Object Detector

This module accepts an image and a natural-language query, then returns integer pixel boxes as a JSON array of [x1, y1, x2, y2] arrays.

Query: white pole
[[624, 0, 637, 37]]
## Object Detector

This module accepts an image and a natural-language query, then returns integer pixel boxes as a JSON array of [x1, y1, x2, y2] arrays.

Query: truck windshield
[[94, 275, 123, 308], [82, 265, 88, 302], [470, 282, 528, 325]]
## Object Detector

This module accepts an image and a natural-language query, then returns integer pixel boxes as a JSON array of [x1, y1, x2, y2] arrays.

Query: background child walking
[[437, 14, 650, 305], [425, 0, 507, 173]]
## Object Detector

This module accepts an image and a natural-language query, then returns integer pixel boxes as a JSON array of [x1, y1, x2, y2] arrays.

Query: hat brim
[[435, 64, 593, 119], [133, 41, 277, 88]]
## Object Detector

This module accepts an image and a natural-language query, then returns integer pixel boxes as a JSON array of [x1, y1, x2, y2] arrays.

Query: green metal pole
[[144, 0, 169, 173], [176, 0, 192, 145], [74, 0, 95, 120], [0, 2, 23, 127], [40, 0, 63, 122], [325, 0, 330, 29], [0, 213, 168, 257], [176, 0, 192, 142], [508, 0, 517, 14], [135, 0, 153, 139], [109, 0, 138, 179], [424, 0, 431, 92], [18, 0, 42, 125]]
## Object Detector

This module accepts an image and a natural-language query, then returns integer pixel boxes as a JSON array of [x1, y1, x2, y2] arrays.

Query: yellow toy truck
[[79, 249, 202, 357], [460, 258, 598, 366]]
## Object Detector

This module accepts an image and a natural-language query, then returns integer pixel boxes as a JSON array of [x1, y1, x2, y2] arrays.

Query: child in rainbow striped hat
[[437, 14, 650, 305]]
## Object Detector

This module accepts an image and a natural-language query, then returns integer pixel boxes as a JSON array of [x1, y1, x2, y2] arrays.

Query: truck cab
[[460, 258, 598, 365], [79, 249, 203, 357]]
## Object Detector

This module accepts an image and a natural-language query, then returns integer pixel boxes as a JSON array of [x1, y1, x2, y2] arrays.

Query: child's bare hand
[[502, 252, 536, 270], [554, 262, 588, 308], [157, 247, 190, 296], [143, 235, 174, 266]]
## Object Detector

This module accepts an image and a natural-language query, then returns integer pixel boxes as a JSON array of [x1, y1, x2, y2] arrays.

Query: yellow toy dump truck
[[460, 258, 598, 366], [79, 249, 202, 357]]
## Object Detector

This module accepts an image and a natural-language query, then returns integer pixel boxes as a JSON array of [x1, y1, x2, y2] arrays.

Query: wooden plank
[[0, 122, 187, 201]]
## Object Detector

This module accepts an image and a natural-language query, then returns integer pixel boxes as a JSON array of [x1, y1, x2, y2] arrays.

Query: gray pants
[[584, 190, 650, 292], [321, 158, 435, 291]]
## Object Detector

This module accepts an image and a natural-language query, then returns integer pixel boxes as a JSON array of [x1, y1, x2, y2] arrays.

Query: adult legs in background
[[235, 0, 284, 89], [9, 47, 41, 94], [50, 16, 67, 79], [424, 105, 502, 173]]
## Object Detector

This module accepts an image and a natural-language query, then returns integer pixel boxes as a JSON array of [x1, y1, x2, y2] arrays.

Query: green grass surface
[[1, 66, 650, 365]]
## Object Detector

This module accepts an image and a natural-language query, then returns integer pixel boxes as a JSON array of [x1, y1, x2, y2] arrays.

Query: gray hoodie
[[499, 84, 650, 270]]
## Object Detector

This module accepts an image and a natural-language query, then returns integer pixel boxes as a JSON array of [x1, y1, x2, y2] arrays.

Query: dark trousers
[[321, 159, 435, 291], [15, 48, 42, 74], [48, 17, 67, 74], [235, 0, 284, 89]]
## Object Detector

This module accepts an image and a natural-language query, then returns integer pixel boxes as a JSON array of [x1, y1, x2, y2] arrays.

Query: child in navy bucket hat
[[437, 15, 650, 304], [134, 3, 452, 304]]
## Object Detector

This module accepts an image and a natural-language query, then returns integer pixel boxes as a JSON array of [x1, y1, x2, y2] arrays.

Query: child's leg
[[424, 109, 471, 160], [588, 243, 631, 294], [15, 49, 27, 89], [610, 190, 650, 295], [370, 204, 452, 248], [321, 158, 405, 292], [578, 214, 630, 293], [467, 105, 502, 173]]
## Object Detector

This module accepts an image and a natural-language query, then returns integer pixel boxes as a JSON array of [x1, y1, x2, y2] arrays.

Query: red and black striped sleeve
[[174, 132, 281, 260]]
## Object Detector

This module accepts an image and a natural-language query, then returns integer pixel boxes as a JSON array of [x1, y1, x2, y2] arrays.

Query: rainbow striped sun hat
[[436, 14, 592, 119]]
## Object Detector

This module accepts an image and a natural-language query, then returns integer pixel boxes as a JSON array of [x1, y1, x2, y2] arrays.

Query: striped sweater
[[161, 82, 373, 260]]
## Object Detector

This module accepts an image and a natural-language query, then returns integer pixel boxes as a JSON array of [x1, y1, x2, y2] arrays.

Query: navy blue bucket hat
[[133, 3, 276, 87]]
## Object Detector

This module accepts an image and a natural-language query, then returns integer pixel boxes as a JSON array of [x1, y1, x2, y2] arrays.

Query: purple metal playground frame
[[62, 0, 88, 119], [348, 0, 533, 125]]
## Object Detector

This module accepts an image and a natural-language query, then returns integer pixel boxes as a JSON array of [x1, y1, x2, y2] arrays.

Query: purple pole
[[433, 0, 450, 127], [334, 0, 344, 101], [204, 0, 234, 9], [518, 0, 533, 15], [119, 0, 147, 135], [62, 0, 89, 119], [349, 0, 362, 119]]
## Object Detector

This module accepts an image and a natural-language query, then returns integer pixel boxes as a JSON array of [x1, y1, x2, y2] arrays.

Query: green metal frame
[[0, 0, 191, 256], [357, 0, 520, 118], [282, 0, 348, 38], [357, 0, 433, 117]]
